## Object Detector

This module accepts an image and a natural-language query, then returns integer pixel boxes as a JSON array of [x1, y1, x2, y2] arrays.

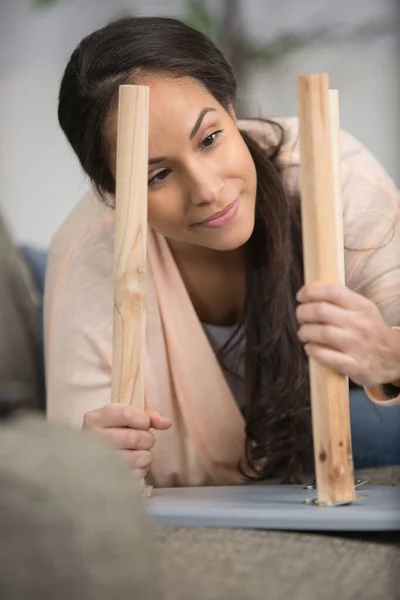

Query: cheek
[[226, 134, 256, 187], [244, 155, 257, 200], [147, 190, 183, 234]]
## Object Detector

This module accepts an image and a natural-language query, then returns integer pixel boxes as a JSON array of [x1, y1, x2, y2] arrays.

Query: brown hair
[[58, 16, 313, 482]]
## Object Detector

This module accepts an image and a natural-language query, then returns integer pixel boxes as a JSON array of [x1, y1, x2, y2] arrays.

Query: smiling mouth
[[192, 198, 239, 228]]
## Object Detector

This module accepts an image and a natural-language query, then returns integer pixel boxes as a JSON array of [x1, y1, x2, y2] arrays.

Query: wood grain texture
[[112, 85, 149, 409], [329, 89, 345, 285], [297, 74, 355, 504]]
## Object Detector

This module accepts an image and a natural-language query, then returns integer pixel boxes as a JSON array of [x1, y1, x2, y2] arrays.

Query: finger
[[95, 427, 155, 451], [83, 403, 151, 430], [119, 450, 153, 470], [133, 467, 149, 480], [296, 283, 369, 310], [146, 407, 173, 430], [296, 301, 350, 327], [298, 324, 352, 351], [304, 343, 359, 376]]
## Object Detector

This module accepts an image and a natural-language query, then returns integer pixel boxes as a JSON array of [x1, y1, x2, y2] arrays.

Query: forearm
[[369, 327, 400, 402]]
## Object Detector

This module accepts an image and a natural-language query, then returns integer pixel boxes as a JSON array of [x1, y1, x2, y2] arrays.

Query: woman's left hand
[[296, 282, 400, 387]]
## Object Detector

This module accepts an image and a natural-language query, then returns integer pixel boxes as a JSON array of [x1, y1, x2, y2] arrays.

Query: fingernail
[[156, 412, 171, 421]]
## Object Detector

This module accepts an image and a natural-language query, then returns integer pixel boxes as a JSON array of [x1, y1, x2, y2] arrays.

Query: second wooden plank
[[297, 73, 355, 505]]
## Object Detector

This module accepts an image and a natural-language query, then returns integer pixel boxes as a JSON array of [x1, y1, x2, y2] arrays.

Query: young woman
[[45, 16, 400, 487]]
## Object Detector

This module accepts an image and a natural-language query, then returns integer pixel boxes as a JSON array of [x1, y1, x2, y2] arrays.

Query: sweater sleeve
[[44, 210, 115, 429], [272, 120, 400, 405], [339, 131, 400, 405]]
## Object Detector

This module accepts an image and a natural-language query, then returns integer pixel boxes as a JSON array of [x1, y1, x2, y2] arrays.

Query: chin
[[204, 220, 254, 252]]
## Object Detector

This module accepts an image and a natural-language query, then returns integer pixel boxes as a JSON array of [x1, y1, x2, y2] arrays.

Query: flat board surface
[[149, 485, 400, 531]]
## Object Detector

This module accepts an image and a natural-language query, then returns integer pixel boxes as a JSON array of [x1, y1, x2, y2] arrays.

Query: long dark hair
[[58, 16, 313, 481]]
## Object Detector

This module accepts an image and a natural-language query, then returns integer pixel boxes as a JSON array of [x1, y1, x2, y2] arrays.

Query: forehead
[[103, 75, 220, 148]]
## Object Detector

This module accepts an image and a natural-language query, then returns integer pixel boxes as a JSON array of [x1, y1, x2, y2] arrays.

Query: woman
[[45, 16, 400, 487]]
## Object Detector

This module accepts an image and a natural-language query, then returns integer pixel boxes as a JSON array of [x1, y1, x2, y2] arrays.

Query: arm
[[44, 225, 171, 477], [296, 129, 400, 404], [44, 240, 114, 427]]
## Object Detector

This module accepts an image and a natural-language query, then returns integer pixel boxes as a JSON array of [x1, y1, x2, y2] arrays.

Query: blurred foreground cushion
[[0, 412, 161, 600]]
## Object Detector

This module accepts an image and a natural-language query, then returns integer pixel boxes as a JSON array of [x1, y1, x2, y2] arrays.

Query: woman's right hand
[[82, 403, 172, 479]]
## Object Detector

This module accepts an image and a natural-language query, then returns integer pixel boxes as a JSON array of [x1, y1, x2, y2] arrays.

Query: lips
[[194, 198, 238, 227]]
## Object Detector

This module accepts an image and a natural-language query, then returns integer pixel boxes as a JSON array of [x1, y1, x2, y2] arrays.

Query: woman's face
[[105, 75, 257, 253]]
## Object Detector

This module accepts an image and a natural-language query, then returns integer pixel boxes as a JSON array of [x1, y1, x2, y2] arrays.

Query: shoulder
[[49, 188, 114, 267], [238, 116, 399, 197], [44, 189, 115, 343], [238, 116, 299, 158], [46, 188, 114, 289]]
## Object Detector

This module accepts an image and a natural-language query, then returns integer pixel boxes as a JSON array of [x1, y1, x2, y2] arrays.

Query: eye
[[200, 129, 223, 149], [148, 168, 170, 187]]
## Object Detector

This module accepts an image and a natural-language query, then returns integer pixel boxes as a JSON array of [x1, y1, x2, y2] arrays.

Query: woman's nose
[[189, 170, 224, 206]]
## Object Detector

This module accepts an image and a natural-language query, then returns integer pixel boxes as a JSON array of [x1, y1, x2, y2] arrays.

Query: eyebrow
[[148, 107, 216, 166], [148, 156, 167, 166], [189, 107, 216, 140]]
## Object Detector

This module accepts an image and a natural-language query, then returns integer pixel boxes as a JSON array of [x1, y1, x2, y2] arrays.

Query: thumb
[[146, 407, 172, 430]]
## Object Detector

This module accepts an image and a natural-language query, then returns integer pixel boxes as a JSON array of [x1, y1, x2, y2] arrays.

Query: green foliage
[[184, 0, 330, 68], [184, 0, 225, 50], [244, 28, 331, 66], [33, 0, 60, 7], [182, 0, 397, 70], [32, 0, 397, 69]]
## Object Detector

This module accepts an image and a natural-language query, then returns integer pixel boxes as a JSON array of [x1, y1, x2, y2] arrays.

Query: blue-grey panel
[[148, 485, 400, 531]]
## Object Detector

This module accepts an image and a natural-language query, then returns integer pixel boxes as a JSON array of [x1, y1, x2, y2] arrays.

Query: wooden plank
[[112, 85, 149, 410], [297, 74, 355, 505], [329, 89, 345, 285]]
